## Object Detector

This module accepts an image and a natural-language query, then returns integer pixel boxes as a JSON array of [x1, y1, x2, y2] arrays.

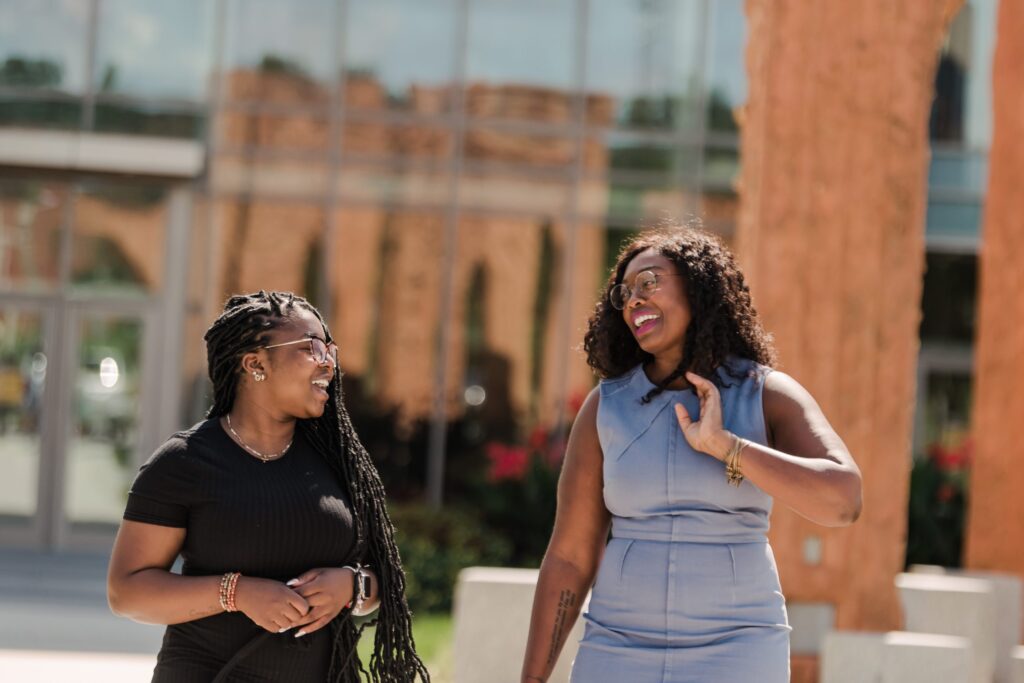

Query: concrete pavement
[[0, 547, 162, 680]]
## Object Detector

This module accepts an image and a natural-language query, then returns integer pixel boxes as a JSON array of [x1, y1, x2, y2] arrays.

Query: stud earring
[[253, 371, 266, 382]]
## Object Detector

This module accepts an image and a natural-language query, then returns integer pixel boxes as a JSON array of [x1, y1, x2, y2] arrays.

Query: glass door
[[61, 304, 156, 540], [0, 304, 54, 541]]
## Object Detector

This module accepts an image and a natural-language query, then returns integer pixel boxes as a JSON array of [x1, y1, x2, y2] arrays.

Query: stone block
[[788, 601, 836, 655], [1010, 646, 1024, 683], [880, 631, 972, 683], [820, 631, 885, 683], [910, 565, 1022, 682], [896, 572, 997, 683], [452, 567, 587, 683]]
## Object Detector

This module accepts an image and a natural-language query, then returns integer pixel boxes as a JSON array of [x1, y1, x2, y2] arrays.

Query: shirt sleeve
[[123, 434, 197, 528]]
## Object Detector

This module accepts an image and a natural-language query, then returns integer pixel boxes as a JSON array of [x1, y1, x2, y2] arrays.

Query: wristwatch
[[344, 564, 376, 616]]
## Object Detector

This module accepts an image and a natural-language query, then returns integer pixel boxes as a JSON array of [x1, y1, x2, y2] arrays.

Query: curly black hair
[[583, 224, 776, 402], [203, 291, 429, 682]]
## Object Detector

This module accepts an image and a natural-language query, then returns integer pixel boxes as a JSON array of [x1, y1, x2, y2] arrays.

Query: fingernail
[[294, 630, 306, 638], [286, 579, 299, 586], [278, 627, 289, 633]]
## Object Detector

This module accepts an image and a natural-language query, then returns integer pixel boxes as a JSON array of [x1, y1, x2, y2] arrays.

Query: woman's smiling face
[[619, 248, 691, 358], [253, 307, 337, 419]]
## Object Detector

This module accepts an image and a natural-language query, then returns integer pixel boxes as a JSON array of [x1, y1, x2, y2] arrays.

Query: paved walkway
[[0, 548, 163, 680]]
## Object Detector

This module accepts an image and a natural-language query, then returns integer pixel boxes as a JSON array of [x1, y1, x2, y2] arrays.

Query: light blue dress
[[571, 358, 791, 683]]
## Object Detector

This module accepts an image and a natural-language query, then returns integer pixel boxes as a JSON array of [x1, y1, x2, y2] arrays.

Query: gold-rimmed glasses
[[609, 270, 683, 310], [261, 336, 339, 367]]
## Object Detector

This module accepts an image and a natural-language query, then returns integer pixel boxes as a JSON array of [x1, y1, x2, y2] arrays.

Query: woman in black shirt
[[107, 291, 428, 682]]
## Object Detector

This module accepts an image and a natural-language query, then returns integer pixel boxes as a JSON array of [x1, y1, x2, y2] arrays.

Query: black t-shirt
[[124, 418, 357, 682]]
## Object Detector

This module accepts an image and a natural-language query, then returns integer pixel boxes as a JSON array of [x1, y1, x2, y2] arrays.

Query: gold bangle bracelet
[[724, 435, 748, 487]]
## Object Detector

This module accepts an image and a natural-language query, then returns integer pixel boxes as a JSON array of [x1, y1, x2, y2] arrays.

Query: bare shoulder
[[761, 369, 849, 461], [565, 385, 602, 463], [763, 369, 824, 420]]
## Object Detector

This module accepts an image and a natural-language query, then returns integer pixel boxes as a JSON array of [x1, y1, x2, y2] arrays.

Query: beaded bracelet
[[219, 572, 241, 612]]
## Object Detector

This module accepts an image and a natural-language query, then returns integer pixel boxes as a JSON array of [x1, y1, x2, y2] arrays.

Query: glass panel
[[93, 102, 205, 139], [94, 0, 214, 102], [0, 0, 89, 93], [0, 308, 46, 525], [66, 315, 143, 526], [71, 183, 169, 295], [705, 0, 747, 133], [919, 253, 977, 344], [443, 215, 577, 564], [925, 198, 982, 242], [466, 0, 576, 123], [210, 153, 331, 199], [212, 199, 326, 300], [330, 207, 443, 497], [338, 161, 451, 207], [224, 0, 336, 103], [702, 144, 740, 189], [344, 0, 458, 113], [218, 108, 331, 152], [459, 125, 578, 213], [0, 180, 66, 291], [341, 120, 455, 161], [929, 150, 988, 194], [0, 0, 88, 129], [930, 0, 998, 148], [585, 0, 702, 130], [0, 96, 82, 129]]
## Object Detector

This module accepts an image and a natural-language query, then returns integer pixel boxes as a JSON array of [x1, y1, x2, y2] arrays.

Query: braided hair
[[583, 225, 776, 403], [203, 291, 429, 682]]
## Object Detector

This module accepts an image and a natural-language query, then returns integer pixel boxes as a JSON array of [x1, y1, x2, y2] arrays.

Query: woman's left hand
[[285, 567, 355, 637], [673, 372, 733, 462]]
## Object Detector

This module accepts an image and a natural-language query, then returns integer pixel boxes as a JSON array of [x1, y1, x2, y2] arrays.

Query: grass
[[355, 611, 453, 681]]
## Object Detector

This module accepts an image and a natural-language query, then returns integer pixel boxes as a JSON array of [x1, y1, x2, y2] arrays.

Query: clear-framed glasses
[[261, 336, 339, 367], [609, 270, 682, 310]]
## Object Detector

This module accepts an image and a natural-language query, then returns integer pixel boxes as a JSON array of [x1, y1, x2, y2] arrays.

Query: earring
[[253, 371, 266, 382]]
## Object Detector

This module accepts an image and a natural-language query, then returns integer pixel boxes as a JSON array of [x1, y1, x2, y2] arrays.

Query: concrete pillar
[[451, 567, 586, 683], [965, 0, 1024, 579], [736, 0, 963, 631], [895, 572, 997, 683]]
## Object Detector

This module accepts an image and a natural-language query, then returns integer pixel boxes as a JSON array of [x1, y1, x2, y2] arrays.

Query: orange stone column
[[964, 0, 1024, 575], [736, 0, 962, 635]]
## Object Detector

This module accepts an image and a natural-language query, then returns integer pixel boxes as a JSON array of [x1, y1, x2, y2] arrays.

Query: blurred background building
[[0, 0, 1004, 667]]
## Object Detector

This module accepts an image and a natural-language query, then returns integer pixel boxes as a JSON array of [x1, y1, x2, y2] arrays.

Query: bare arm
[[521, 387, 611, 683], [107, 520, 311, 630], [676, 370, 862, 527]]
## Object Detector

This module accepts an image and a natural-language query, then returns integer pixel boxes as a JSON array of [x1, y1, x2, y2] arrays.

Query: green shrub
[[391, 503, 513, 614]]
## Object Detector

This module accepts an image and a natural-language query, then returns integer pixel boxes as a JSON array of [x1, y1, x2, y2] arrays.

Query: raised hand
[[672, 371, 732, 461], [233, 576, 311, 633], [285, 567, 355, 637]]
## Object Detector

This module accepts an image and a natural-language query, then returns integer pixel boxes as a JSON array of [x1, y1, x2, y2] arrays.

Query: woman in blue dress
[[521, 227, 862, 683]]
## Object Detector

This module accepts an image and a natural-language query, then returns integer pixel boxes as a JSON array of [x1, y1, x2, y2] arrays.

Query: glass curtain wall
[[1, 1, 749, 543], [197, 0, 750, 517]]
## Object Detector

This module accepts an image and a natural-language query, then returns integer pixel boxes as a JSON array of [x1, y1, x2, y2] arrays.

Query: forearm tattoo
[[545, 589, 578, 666]]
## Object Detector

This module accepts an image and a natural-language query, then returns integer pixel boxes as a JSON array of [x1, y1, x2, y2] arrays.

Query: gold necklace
[[225, 414, 292, 462]]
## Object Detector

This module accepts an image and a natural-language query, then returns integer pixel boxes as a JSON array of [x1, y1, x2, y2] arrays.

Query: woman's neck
[[225, 398, 296, 451], [645, 354, 690, 389]]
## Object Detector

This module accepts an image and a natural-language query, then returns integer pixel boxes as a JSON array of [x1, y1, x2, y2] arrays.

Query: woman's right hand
[[234, 576, 311, 632]]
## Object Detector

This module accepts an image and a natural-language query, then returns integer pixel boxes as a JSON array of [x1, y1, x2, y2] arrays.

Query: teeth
[[312, 379, 329, 388], [634, 314, 659, 328]]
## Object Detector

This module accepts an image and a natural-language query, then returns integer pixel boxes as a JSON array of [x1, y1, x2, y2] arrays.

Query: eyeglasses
[[261, 336, 339, 367], [609, 270, 682, 310]]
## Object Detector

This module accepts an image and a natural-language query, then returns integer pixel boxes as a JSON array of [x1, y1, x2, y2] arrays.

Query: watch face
[[357, 573, 371, 601]]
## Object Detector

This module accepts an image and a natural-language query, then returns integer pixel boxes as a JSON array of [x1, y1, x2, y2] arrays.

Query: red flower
[[926, 438, 972, 473], [528, 426, 548, 452], [486, 443, 529, 482]]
